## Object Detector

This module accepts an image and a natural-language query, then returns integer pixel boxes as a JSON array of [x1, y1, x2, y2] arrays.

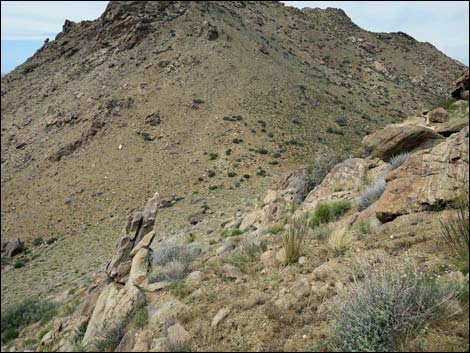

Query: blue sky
[[1, 1, 469, 74]]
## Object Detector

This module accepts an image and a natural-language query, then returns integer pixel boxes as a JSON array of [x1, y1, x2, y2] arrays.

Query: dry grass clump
[[327, 228, 353, 257], [282, 213, 309, 264]]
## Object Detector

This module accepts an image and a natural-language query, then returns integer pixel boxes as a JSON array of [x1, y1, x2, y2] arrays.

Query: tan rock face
[[83, 282, 145, 346], [167, 323, 191, 347], [435, 117, 469, 137], [374, 127, 469, 222], [428, 107, 449, 123], [128, 248, 149, 286], [362, 124, 444, 161]]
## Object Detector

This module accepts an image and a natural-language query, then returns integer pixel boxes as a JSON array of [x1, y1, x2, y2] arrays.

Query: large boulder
[[362, 124, 444, 161], [82, 282, 145, 347], [428, 107, 449, 123], [374, 127, 469, 222]]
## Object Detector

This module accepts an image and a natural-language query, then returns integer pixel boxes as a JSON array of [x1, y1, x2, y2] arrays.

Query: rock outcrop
[[1, 239, 24, 258], [374, 126, 469, 222], [451, 68, 469, 100], [361, 124, 444, 161]]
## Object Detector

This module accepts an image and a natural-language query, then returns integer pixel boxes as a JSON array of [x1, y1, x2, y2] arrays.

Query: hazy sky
[[1, 1, 469, 73]]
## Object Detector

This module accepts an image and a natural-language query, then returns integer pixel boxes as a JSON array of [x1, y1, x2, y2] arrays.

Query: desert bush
[[327, 228, 352, 257], [226, 236, 265, 272], [358, 177, 386, 211], [267, 223, 284, 234], [282, 213, 309, 264], [312, 225, 331, 241], [306, 147, 344, 192], [149, 243, 200, 283], [439, 191, 469, 274], [93, 319, 128, 352], [388, 152, 409, 171], [221, 228, 243, 238], [309, 200, 352, 228], [327, 261, 459, 352], [131, 304, 148, 328], [352, 219, 372, 235], [1, 298, 57, 344]]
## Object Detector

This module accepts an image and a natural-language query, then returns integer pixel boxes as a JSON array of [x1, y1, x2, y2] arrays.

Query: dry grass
[[282, 213, 310, 264], [439, 190, 469, 274], [327, 228, 353, 257]]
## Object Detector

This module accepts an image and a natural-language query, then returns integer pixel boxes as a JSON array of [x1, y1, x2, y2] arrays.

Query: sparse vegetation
[[267, 222, 284, 234], [221, 228, 243, 238], [325, 261, 462, 352], [353, 219, 372, 235], [439, 190, 469, 274], [282, 213, 309, 264], [327, 228, 352, 257], [309, 200, 352, 228], [358, 177, 386, 211], [306, 147, 343, 191], [1, 298, 58, 344], [149, 243, 200, 283], [93, 318, 128, 352], [388, 152, 410, 171], [131, 303, 149, 328]]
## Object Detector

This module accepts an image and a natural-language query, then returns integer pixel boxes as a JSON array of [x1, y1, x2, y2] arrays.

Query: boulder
[[374, 127, 469, 222], [428, 107, 449, 123], [362, 124, 444, 161], [435, 117, 469, 137], [83, 282, 144, 346], [1, 238, 24, 258]]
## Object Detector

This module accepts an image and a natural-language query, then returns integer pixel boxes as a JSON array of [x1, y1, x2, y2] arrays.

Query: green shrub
[[93, 319, 128, 352], [312, 225, 331, 241], [439, 191, 469, 274], [327, 261, 459, 352], [209, 153, 218, 160], [327, 228, 352, 257], [207, 170, 216, 178], [13, 260, 25, 269], [32, 237, 44, 246], [221, 228, 243, 238], [131, 304, 148, 328], [192, 99, 204, 104], [309, 200, 352, 228], [1, 299, 57, 344], [282, 213, 309, 264], [257, 148, 269, 155], [353, 219, 372, 235], [227, 172, 237, 178]]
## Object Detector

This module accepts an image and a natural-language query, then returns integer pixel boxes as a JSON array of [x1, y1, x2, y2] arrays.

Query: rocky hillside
[[0, 1, 469, 351], [1, 0, 466, 311], [1, 68, 468, 352]]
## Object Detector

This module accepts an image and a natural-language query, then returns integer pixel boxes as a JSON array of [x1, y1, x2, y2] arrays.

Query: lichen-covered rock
[[374, 127, 469, 222], [362, 124, 444, 161]]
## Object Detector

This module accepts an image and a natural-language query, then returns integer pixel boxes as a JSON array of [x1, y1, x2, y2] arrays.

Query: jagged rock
[[269, 166, 310, 203], [239, 209, 264, 232], [428, 107, 449, 123], [82, 282, 144, 346], [362, 124, 444, 161], [211, 307, 230, 328], [374, 127, 469, 222], [106, 192, 159, 282], [1, 238, 24, 258], [451, 68, 469, 99], [260, 250, 279, 268], [275, 248, 287, 264]]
